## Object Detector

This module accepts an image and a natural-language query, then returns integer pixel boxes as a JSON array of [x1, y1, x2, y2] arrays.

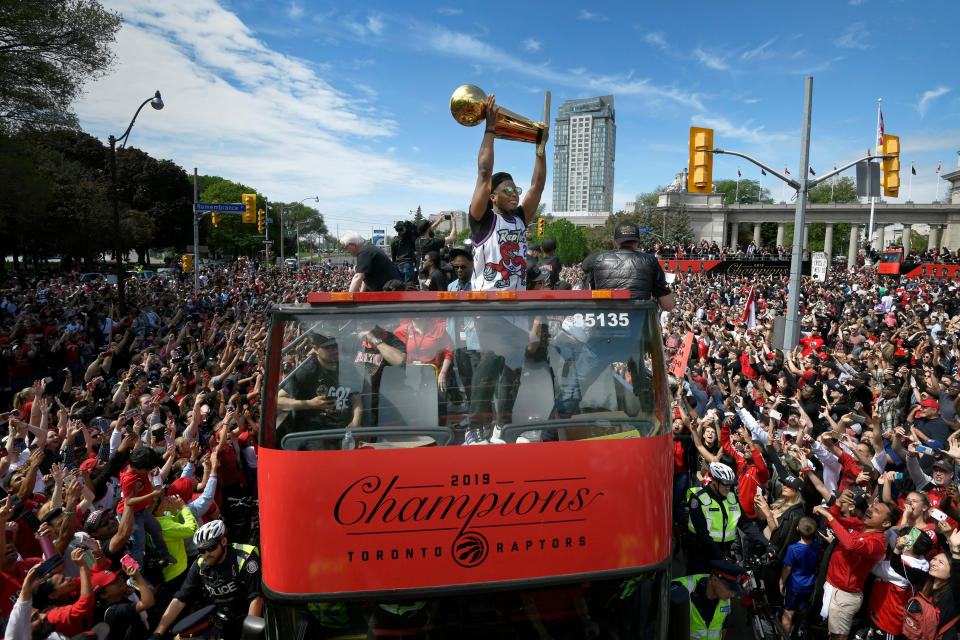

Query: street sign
[[372, 229, 385, 247], [811, 251, 828, 282], [285, 229, 295, 239], [193, 203, 246, 213], [637, 227, 651, 232]]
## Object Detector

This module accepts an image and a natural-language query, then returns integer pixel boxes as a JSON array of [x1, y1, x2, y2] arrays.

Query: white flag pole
[[868, 98, 881, 244]]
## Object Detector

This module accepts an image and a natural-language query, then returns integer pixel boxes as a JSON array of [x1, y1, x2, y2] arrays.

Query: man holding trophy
[[449, 86, 550, 443], [451, 86, 549, 291]]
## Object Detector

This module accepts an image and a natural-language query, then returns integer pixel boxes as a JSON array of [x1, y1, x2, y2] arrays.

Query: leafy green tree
[[413, 206, 423, 224], [808, 176, 857, 204], [667, 207, 695, 245], [542, 218, 586, 265], [0, 0, 122, 133], [455, 227, 470, 244], [714, 178, 772, 205], [200, 178, 265, 258], [585, 211, 640, 255]]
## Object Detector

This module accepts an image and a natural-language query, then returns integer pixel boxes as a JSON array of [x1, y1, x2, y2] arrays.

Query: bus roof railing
[[305, 290, 631, 305]]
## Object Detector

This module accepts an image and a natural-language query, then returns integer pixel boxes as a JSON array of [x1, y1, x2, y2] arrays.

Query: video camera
[[394, 220, 416, 237]]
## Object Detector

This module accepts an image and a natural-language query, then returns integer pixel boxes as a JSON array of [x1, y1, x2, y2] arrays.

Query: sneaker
[[462, 429, 481, 446], [488, 425, 506, 445]]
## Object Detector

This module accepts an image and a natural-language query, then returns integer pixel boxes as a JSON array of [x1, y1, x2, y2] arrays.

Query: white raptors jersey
[[471, 209, 528, 291]]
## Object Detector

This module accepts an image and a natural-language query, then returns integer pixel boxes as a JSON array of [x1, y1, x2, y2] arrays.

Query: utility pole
[[192, 168, 199, 292], [783, 77, 814, 351]]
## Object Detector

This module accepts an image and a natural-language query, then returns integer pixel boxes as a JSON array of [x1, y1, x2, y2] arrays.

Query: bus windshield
[[266, 298, 668, 450]]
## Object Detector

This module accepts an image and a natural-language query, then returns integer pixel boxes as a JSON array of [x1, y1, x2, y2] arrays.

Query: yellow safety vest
[[686, 486, 739, 543], [672, 574, 729, 640]]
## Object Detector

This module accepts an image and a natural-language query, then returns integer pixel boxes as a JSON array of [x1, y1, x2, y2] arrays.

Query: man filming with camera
[[391, 221, 418, 284]]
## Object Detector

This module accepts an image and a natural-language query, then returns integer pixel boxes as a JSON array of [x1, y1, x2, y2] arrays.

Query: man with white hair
[[341, 231, 401, 292]]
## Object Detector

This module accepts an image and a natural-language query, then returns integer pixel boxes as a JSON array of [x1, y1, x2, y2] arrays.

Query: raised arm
[[469, 94, 497, 222]]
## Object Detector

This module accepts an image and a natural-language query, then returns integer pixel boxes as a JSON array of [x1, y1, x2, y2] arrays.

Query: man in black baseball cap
[[580, 221, 674, 310]]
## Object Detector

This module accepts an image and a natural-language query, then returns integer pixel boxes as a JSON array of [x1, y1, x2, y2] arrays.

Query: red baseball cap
[[90, 568, 122, 594], [920, 398, 940, 410]]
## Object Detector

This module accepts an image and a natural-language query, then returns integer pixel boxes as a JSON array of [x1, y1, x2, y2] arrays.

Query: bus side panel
[[258, 434, 672, 596]]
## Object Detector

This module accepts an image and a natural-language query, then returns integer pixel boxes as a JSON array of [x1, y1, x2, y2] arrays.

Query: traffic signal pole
[[706, 77, 892, 350], [193, 168, 199, 292]]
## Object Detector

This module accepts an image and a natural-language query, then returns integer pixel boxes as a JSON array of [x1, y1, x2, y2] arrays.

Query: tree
[[413, 206, 423, 224], [585, 211, 640, 255], [808, 176, 857, 204], [0, 0, 122, 133], [667, 207, 694, 245], [542, 218, 586, 265], [200, 178, 264, 258], [714, 178, 772, 205]]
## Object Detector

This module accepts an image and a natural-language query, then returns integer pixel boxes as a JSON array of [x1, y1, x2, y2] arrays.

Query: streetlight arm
[[807, 155, 888, 188], [114, 96, 154, 149], [712, 149, 800, 190]]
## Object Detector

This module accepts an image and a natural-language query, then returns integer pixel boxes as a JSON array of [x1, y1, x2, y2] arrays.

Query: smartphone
[[893, 472, 904, 480], [121, 408, 140, 418], [931, 508, 949, 522], [20, 511, 42, 533], [769, 409, 783, 421], [850, 414, 866, 424], [34, 554, 64, 580], [756, 487, 763, 497], [444, 214, 452, 220], [80, 550, 96, 570], [907, 527, 922, 547], [41, 508, 63, 524], [120, 554, 140, 572], [916, 445, 935, 456]]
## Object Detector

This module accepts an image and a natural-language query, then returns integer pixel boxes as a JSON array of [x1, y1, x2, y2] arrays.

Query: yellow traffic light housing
[[211, 211, 219, 227], [182, 254, 192, 271], [688, 127, 714, 194], [537, 217, 545, 235], [242, 193, 256, 223], [258, 209, 265, 234], [881, 134, 900, 198]]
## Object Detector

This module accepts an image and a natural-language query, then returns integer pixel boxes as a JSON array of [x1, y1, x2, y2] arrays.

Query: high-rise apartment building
[[552, 95, 615, 213]]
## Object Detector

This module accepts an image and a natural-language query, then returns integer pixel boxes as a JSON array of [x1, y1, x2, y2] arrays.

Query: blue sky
[[76, 0, 960, 234]]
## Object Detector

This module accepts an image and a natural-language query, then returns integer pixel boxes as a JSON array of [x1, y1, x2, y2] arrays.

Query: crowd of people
[[3, 232, 960, 638]]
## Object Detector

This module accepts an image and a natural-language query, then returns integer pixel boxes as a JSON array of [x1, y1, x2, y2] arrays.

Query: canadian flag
[[784, 167, 791, 175], [937, 162, 942, 174], [742, 285, 757, 329]]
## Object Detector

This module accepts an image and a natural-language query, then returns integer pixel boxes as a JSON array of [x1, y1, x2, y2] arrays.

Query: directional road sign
[[637, 227, 651, 232], [193, 203, 246, 213]]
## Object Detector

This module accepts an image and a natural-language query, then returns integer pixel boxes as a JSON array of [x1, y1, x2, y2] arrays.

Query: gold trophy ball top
[[450, 84, 487, 127]]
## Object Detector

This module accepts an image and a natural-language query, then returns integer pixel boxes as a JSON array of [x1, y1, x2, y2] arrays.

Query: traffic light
[[182, 254, 192, 271], [881, 134, 900, 198], [688, 127, 714, 194], [537, 217, 545, 235], [211, 211, 219, 227], [242, 193, 256, 223], [258, 209, 265, 234]]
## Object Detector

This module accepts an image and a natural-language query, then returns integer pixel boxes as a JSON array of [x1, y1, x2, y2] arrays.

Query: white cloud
[[578, 9, 607, 21], [743, 98, 760, 104], [412, 146, 420, 153], [287, 2, 303, 19], [693, 48, 730, 71], [75, 0, 418, 211], [695, 115, 792, 146], [917, 87, 950, 118], [523, 38, 541, 52], [835, 22, 870, 49], [424, 26, 704, 110], [848, 0, 866, 5], [436, 7, 462, 16], [643, 32, 669, 51], [366, 15, 385, 36], [740, 38, 776, 61]]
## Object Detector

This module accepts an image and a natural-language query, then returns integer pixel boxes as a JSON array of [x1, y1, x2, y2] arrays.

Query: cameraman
[[415, 215, 457, 261], [391, 221, 418, 284]]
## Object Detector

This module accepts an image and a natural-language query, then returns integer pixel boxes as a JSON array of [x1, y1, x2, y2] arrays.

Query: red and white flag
[[742, 285, 757, 329], [937, 161, 942, 174], [784, 167, 791, 175], [878, 105, 884, 147], [737, 168, 741, 177]]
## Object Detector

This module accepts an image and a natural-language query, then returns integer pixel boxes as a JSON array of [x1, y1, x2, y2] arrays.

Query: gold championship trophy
[[450, 85, 551, 157]]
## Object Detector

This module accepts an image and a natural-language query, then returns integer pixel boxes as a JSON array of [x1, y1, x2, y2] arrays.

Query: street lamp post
[[285, 196, 319, 265], [109, 90, 163, 316]]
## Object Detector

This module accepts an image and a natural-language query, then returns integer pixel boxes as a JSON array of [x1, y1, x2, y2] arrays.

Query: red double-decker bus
[[250, 290, 673, 639]]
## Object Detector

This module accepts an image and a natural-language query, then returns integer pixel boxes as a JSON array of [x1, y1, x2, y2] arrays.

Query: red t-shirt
[[46, 593, 94, 637], [393, 320, 453, 370], [0, 558, 40, 619], [117, 469, 152, 513], [673, 440, 687, 475], [825, 503, 887, 593]]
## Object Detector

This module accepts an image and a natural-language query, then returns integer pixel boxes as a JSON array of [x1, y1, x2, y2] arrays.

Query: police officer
[[150, 520, 262, 639], [670, 559, 745, 640], [582, 221, 675, 311], [686, 462, 740, 575]]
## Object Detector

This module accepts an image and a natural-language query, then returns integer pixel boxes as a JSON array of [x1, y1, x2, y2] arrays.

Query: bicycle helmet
[[193, 519, 226, 548], [709, 462, 736, 486]]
